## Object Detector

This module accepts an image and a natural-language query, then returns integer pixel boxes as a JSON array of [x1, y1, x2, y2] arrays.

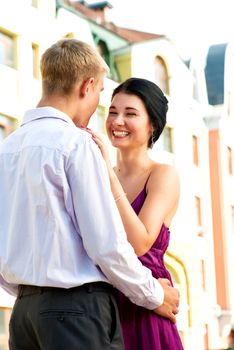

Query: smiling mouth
[[112, 131, 130, 137]]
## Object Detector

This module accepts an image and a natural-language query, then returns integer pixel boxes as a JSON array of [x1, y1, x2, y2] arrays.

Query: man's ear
[[80, 77, 95, 97]]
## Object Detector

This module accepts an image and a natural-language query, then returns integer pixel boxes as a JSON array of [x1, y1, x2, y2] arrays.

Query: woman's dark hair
[[112, 77, 168, 148]]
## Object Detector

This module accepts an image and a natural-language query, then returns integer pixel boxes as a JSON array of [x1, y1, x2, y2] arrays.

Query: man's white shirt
[[0, 106, 164, 309]]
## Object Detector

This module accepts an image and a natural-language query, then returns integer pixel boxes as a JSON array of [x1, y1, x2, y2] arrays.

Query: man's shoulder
[[0, 121, 93, 157], [30, 119, 87, 146], [43, 122, 96, 157]]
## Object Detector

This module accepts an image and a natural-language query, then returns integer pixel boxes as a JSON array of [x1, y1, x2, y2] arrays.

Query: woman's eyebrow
[[125, 107, 139, 112], [109, 106, 139, 112]]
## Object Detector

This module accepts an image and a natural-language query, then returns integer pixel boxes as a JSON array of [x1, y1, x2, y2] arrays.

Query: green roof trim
[[88, 21, 128, 51]]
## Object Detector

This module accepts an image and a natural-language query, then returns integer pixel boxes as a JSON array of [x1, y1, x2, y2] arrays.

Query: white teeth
[[113, 131, 129, 137]]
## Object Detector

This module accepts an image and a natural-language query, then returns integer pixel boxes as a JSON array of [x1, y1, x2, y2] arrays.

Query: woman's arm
[[87, 129, 180, 256]]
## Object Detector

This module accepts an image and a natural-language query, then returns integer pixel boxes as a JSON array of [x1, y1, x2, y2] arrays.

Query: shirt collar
[[21, 106, 75, 126]]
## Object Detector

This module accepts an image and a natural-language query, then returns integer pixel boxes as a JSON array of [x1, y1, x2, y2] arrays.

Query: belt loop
[[87, 283, 93, 293], [18, 285, 23, 299]]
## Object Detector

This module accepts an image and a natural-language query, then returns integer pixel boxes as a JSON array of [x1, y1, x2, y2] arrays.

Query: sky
[[88, 0, 234, 59]]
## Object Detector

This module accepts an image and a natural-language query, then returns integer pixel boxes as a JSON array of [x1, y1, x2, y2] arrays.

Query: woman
[[88, 77, 183, 349]]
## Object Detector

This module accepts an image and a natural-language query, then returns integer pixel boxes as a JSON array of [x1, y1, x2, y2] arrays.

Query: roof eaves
[[57, 0, 130, 42]]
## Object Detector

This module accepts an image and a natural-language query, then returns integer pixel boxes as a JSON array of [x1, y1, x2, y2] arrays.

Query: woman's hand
[[154, 278, 180, 323], [81, 127, 113, 174]]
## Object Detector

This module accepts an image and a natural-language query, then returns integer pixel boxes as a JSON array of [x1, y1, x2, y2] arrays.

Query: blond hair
[[40, 38, 109, 95]]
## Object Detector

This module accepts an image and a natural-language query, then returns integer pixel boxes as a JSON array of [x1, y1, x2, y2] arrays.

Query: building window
[[201, 259, 206, 290], [32, 43, 39, 79], [192, 68, 199, 101], [192, 135, 199, 165], [195, 196, 202, 228], [64, 32, 74, 39], [227, 146, 233, 174], [0, 30, 15, 68], [0, 310, 4, 334], [204, 323, 209, 349], [96, 40, 110, 68], [0, 114, 17, 140], [155, 56, 169, 95], [31, 0, 39, 7], [0, 125, 5, 142], [162, 126, 173, 153], [96, 105, 106, 134], [0, 308, 11, 350]]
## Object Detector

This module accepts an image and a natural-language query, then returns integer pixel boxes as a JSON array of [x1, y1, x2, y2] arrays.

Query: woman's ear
[[80, 77, 95, 97]]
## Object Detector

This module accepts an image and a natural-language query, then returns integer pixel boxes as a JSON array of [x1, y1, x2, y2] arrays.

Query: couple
[[0, 39, 183, 349]]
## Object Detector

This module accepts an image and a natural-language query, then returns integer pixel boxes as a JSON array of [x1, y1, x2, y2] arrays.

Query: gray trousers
[[9, 282, 124, 350]]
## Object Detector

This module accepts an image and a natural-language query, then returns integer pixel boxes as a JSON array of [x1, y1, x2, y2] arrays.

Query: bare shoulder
[[146, 163, 180, 200], [150, 163, 180, 184], [147, 163, 180, 221]]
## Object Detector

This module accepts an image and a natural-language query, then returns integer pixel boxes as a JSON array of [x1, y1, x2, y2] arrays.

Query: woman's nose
[[113, 114, 125, 125]]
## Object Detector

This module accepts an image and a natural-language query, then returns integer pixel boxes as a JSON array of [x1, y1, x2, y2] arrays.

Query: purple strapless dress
[[116, 181, 184, 350]]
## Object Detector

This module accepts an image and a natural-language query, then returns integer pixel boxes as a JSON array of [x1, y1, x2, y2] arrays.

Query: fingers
[[80, 127, 104, 145], [154, 278, 180, 323], [153, 305, 177, 323], [81, 126, 102, 144], [80, 126, 96, 137], [173, 306, 179, 315], [169, 312, 177, 324], [80, 125, 91, 132], [158, 278, 171, 287]]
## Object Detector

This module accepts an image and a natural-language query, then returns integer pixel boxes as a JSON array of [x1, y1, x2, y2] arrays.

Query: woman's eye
[[126, 113, 136, 117], [108, 111, 117, 116]]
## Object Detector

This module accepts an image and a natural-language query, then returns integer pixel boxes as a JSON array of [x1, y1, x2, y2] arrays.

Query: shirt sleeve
[[66, 133, 164, 309], [0, 274, 18, 296]]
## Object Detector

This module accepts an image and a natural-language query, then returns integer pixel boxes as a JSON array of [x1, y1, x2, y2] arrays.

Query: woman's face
[[106, 92, 153, 150]]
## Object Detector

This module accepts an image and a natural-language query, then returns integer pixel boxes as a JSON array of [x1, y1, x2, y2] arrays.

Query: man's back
[[0, 107, 107, 295]]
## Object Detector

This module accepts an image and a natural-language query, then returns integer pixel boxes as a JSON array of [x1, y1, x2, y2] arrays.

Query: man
[[0, 39, 179, 350]]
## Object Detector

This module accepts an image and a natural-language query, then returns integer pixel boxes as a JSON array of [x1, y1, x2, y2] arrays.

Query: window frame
[[0, 29, 17, 69], [162, 125, 174, 153], [154, 55, 169, 95]]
